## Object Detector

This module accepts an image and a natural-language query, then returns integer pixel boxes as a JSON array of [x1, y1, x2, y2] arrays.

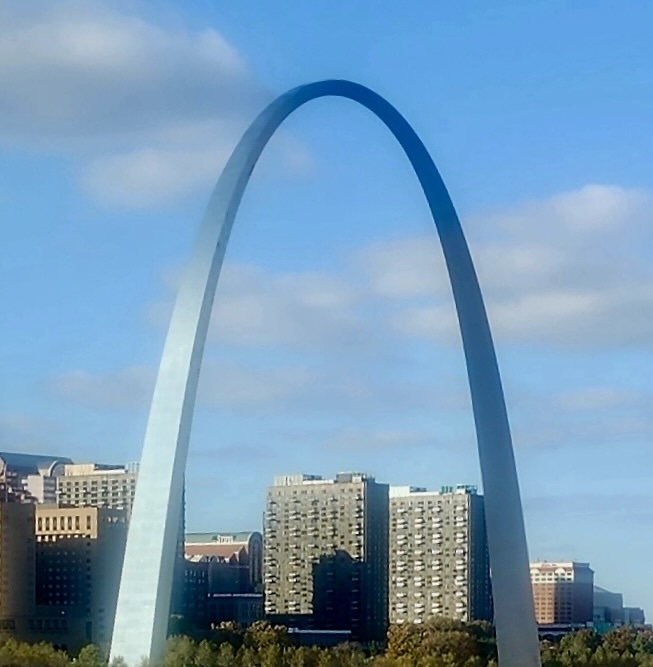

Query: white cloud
[[81, 143, 234, 208], [51, 361, 320, 414], [51, 366, 154, 411], [49, 184, 653, 458], [357, 237, 449, 298], [373, 184, 653, 348], [555, 387, 642, 412], [0, 2, 251, 141], [149, 262, 372, 351], [0, 412, 67, 454], [0, 1, 313, 207]]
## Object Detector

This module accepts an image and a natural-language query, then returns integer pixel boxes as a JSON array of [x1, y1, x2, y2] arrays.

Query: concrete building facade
[[56, 463, 139, 516], [0, 500, 36, 637], [264, 473, 389, 641], [389, 484, 492, 625], [58, 461, 185, 617], [530, 562, 594, 626], [185, 531, 263, 593], [35, 505, 128, 649]]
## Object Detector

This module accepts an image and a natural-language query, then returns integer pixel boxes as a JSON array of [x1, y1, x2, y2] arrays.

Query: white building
[[389, 484, 492, 624]]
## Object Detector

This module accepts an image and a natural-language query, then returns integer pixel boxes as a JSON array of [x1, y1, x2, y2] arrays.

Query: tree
[[558, 628, 601, 666], [74, 645, 105, 667], [163, 635, 196, 667], [244, 621, 292, 650]]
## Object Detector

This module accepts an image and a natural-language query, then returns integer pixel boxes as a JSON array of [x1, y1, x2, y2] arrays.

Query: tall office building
[[57, 461, 186, 616], [530, 561, 594, 625], [388, 485, 492, 624], [0, 500, 35, 638], [35, 506, 128, 649], [264, 473, 389, 641], [56, 463, 138, 516]]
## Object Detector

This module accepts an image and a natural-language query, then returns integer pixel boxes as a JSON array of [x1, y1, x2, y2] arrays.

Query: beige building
[[0, 501, 36, 638], [530, 561, 594, 625], [56, 463, 138, 516], [56, 461, 185, 616], [264, 473, 389, 641], [35, 505, 128, 650], [389, 485, 492, 625]]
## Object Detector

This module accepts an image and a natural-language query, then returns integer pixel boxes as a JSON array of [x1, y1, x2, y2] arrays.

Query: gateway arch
[[110, 80, 540, 667]]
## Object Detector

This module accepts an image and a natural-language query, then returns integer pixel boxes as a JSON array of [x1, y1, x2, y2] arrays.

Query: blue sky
[[1, 1, 652, 615]]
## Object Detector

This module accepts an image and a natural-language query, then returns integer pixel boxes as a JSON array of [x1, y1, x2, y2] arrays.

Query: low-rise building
[[185, 531, 263, 593]]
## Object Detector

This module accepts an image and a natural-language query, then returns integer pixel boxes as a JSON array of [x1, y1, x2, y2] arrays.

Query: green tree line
[[1, 620, 652, 666]]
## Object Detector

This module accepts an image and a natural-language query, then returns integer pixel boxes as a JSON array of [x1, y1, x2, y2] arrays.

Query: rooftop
[[185, 531, 258, 544], [0, 452, 73, 476]]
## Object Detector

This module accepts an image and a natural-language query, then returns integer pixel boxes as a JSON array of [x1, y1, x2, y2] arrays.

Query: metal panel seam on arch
[[109, 79, 541, 667]]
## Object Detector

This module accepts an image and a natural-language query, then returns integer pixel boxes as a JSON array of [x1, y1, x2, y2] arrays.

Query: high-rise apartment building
[[264, 473, 389, 641], [35, 506, 128, 649], [530, 561, 594, 625], [388, 485, 492, 625]]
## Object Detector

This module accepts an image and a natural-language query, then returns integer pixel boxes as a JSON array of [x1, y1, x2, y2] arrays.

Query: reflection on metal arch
[[110, 80, 540, 667]]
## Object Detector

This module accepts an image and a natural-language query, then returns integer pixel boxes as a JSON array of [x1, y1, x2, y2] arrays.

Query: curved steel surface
[[110, 79, 540, 667]]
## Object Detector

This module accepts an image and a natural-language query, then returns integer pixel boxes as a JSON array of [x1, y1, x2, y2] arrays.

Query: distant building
[[264, 473, 389, 642], [388, 484, 492, 624], [593, 586, 646, 629], [34, 505, 127, 650], [181, 554, 265, 630], [207, 593, 264, 627], [185, 531, 263, 593], [593, 586, 624, 627], [181, 558, 209, 628], [180, 532, 263, 629], [0, 452, 71, 503], [624, 607, 646, 626], [0, 500, 35, 639], [57, 461, 185, 616], [56, 462, 138, 516], [530, 561, 594, 625]]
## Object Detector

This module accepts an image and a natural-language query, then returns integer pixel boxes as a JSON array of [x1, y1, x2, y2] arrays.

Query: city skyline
[[0, 448, 646, 659], [1, 0, 652, 625], [1, 446, 646, 622]]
